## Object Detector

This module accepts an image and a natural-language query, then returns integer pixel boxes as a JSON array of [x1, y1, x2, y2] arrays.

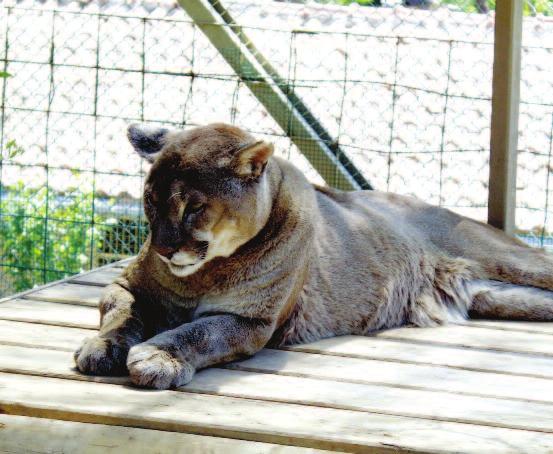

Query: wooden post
[[488, 0, 523, 235]]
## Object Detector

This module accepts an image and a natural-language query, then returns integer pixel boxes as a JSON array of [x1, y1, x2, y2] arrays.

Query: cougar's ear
[[127, 124, 169, 163], [233, 140, 274, 179]]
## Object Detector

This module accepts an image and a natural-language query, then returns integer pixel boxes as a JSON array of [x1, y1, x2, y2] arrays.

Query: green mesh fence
[[1, 0, 552, 297]]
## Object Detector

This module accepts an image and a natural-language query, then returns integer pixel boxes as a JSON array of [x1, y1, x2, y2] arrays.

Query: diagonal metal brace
[[178, 0, 373, 191]]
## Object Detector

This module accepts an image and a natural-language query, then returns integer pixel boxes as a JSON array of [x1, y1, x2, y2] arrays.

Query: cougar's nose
[[153, 245, 177, 259]]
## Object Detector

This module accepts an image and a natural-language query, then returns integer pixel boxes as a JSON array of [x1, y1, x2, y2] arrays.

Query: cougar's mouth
[[155, 250, 203, 277], [170, 251, 200, 267], [169, 262, 194, 270], [167, 260, 204, 277]]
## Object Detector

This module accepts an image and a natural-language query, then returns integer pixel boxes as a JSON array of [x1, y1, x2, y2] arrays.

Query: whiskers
[[168, 191, 182, 201]]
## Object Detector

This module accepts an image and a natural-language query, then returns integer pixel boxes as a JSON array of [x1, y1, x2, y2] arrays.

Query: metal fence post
[[178, 0, 372, 191], [488, 0, 523, 235]]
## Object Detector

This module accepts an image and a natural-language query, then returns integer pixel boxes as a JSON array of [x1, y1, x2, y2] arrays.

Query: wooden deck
[[2, 260, 553, 453]]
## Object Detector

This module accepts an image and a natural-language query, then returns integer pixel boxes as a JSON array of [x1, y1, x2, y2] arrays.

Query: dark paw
[[74, 336, 128, 376], [127, 344, 195, 390]]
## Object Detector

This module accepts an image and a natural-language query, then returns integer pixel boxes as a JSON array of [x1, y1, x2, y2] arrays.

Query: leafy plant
[[321, 0, 553, 15], [3, 139, 24, 160], [325, 0, 381, 5], [523, 0, 553, 15], [0, 71, 144, 296], [0, 182, 100, 293]]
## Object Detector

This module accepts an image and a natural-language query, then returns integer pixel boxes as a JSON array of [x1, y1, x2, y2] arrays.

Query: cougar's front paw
[[127, 344, 195, 390], [74, 336, 128, 376]]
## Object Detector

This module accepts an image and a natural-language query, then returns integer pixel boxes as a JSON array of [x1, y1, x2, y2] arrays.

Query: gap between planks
[[4, 371, 553, 453], [4, 343, 553, 436], [4, 305, 553, 449], [3, 306, 553, 381], [284, 334, 553, 378], [467, 319, 553, 336], [0, 259, 129, 305], [22, 283, 104, 307], [70, 268, 123, 287], [0, 298, 99, 329], [371, 324, 553, 357], [5, 324, 553, 413], [6, 337, 553, 409], [15, 281, 553, 357], [10, 258, 127, 305], [5, 260, 553, 451]]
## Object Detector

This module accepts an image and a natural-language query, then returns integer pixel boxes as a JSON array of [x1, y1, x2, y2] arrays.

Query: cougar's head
[[128, 123, 275, 277]]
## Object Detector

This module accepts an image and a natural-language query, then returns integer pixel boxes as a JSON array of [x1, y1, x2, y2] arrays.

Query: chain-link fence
[[1, 0, 552, 297]]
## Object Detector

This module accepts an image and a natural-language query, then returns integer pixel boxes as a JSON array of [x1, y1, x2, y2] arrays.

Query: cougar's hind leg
[[452, 219, 553, 291], [469, 280, 553, 321], [482, 247, 553, 292]]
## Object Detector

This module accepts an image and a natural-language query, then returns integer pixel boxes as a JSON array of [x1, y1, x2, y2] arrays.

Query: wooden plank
[[0, 414, 330, 454], [3, 372, 553, 453], [24, 283, 104, 307], [5, 312, 553, 382], [0, 320, 95, 351], [0, 299, 99, 329], [285, 335, 553, 379], [231, 348, 553, 404], [377, 324, 553, 356], [487, 0, 523, 234], [469, 320, 553, 335], [6, 299, 553, 379], [6, 318, 553, 402], [0, 261, 125, 306], [0, 344, 126, 385], [116, 257, 135, 267], [189, 368, 553, 434], [70, 268, 122, 287], [5, 344, 553, 435]]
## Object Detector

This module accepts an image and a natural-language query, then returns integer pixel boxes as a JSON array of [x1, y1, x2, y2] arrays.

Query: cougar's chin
[[168, 261, 204, 277], [155, 250, 205, 277], [171, 251, 200, 267]]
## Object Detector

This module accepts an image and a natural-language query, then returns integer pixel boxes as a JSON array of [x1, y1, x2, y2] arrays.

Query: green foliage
[[322, 0, 553, 15], [0, 182, 99, 293], [523, 0, 553, 15], [0, 68, 146, 296], [456, 0, 553, 15], [2, 139, 24, 160], [440, 0, 488, 13], [324, 0, 381, 5]]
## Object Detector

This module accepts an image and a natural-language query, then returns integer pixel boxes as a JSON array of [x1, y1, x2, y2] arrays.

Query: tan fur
[[75, 122, 553, 389]]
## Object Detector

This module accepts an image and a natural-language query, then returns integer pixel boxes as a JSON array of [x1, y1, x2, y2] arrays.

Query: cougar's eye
[[188, 202, 205, 214], [182, 201, 205, 222]]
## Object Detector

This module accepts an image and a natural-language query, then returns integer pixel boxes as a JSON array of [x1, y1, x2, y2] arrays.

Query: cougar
[[75, 122, 553, 389]]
